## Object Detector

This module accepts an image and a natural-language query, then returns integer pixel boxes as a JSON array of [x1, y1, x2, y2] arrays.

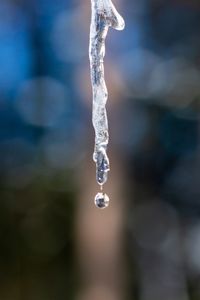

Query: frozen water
[[89, 0, 125, 186]]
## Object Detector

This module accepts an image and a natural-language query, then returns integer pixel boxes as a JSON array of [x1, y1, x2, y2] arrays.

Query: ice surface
[[89, 0, 125, 186]]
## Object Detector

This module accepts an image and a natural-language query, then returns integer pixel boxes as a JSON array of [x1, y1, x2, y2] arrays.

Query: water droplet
[[94, 192, 109, 209]]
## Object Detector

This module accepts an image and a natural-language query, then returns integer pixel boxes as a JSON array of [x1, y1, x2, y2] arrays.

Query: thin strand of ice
[[89, 0, 125, 186]]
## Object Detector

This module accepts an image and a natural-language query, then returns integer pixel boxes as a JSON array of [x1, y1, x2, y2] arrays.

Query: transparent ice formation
[[89, 0, 125, 186]]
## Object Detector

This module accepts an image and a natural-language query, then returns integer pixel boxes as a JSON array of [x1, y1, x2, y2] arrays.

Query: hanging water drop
[[94, 192, 110, 209]]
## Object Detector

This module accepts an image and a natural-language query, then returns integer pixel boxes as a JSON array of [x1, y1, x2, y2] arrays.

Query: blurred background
[[0, 0, 200, 299]]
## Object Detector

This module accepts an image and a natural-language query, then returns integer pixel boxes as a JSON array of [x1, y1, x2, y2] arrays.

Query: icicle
[[89, 0, 125, 207]]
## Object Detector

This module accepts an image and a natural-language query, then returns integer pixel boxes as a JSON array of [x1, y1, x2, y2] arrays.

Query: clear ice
[[94, 192, 110, 209], [89, 0, 125, 186]]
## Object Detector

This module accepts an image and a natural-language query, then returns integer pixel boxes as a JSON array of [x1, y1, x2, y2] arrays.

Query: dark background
[[0, 0, 200, 299]]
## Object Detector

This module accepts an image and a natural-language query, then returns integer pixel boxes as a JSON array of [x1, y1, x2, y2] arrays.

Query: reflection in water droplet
[[94, 192, 109, 209]]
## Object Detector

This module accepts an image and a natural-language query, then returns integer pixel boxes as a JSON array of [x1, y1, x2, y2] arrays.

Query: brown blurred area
[[0, 0, 200, 299]]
